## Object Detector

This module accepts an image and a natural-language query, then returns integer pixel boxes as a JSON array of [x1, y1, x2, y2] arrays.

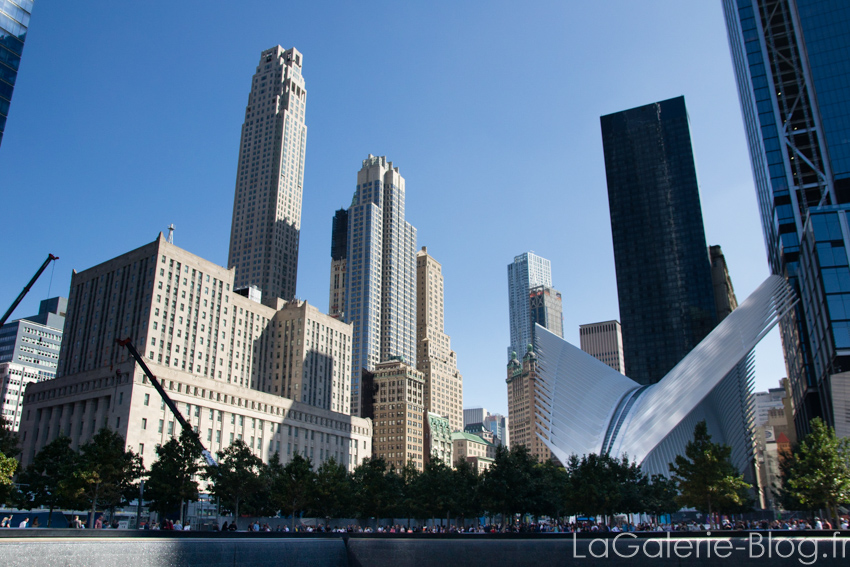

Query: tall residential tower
[[228, 46, 307, 305], [330, 155, 417, 415], [724, 0, 850, 437], [507, 252, 561, 359]]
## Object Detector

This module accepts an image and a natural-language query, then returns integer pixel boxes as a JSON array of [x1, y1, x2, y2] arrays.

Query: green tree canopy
[[270, 452, 315, 530], [783, 417, 850, 526], [669, 420, 751, 522], [309, 457, 351, 526], [146, 428, 203, 521], [204, 439, 263, 519], [17, 435, 77, 526], [62, 428, 144, 527]]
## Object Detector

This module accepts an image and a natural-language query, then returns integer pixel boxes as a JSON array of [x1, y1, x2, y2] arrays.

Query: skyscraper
[[331, 155, 417, 416], [601, 96, 718, 385], [228, 46, 307, 305], [416, 246, 463, 432], [507, 252, 560, 359], [724, 0, 850, 436], [0, 0, 33, 148]]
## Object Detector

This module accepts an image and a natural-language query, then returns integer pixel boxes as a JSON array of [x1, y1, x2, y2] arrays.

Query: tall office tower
[[0, 0, 33, 148], [0, 296, 64, 430], [579, 320, 626, 375], [333, 155, 417, 416], [724, 0, 850, 436], [601, 96, 718, 386], [328, 209, 348, 319], [416, 247, 463, 432], [507, 252, 557, 359], [228, 46, 307, 305]]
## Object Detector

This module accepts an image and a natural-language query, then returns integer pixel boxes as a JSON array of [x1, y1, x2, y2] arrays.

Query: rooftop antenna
[[167, 224, 175, 244]]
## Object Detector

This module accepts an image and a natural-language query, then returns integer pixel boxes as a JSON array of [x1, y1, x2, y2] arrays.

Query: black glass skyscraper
[[601, 96, 718, 385], [724, 0, 850, 436], [0, 0, 33, 148]]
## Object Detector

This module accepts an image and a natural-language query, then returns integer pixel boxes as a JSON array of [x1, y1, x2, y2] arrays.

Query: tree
[[451, 459, 482, 528], [565, 453, 641, 520], [0, 451, 17, 506], [310, 457, 351, 527], [62, 428, 144, 528], [351, 456, 398, 527], [783, 417, 850, 526], [204, 439, 263, 520], [146, 428, 203, 523], [0, 419, 20, 459], [270, 453, 315, 531], [479, 445, 537, 530], [669, 420, 751, 525], [642, 474, 679, 524], [17, 436, 77, 526]]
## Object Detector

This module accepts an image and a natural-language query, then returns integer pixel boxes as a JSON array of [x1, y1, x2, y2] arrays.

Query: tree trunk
[[180, 498, 185, 526], [47, 504, 54, 528], [89, 482, 100, 530]]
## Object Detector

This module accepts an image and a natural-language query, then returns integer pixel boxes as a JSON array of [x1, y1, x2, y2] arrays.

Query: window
[[144, 394, 150, 406], [141, 418, 147, 430]]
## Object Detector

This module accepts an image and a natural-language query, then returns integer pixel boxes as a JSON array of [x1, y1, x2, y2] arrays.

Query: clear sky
[[0, 1, 787, 416]]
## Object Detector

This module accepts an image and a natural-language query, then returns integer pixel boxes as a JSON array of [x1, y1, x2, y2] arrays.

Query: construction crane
[[0, 254, 59, 329], [116, 338, 218, 467]]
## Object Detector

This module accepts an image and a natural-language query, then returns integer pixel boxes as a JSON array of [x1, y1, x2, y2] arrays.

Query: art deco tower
[[416, 247, 463, 432], [228, 46, 307, 305], [330, 155, 417, 416]]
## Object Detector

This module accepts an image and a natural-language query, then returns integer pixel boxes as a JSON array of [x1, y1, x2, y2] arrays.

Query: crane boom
[[0, 254, 59, 329], [116, 338, 217, 467]]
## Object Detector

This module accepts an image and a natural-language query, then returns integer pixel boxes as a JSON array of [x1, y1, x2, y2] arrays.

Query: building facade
[[0, 297, 65, 430], [451, 431, 495, 472], [269, 300, 352, 415], [331, 155, 417, 416], [416, 247, 463, 432], [528, 285, 563, 344], [710, 245, 739, 321], [579, 320, 626, 375], [506, 346, 553, 462], [20, 234, 371, 469], [507, 252, 554, 359], [424, 411, 453, 465], [724, 0, 850, 436], [19, 360, 371, 471], [0, 0, 33, 148], [601, 96, 718, 385], [227, 46, 308, 304], [361, 359, 425, 471], [328, 209, 348, 319]]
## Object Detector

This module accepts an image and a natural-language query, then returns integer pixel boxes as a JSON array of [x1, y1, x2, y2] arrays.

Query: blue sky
[[0, 1, 785, 415]]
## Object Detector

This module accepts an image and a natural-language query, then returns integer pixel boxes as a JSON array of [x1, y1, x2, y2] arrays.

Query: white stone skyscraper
[[330, 155, 417, 415], [228, 46, 307, 305], [507, 252, 555, 358]]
